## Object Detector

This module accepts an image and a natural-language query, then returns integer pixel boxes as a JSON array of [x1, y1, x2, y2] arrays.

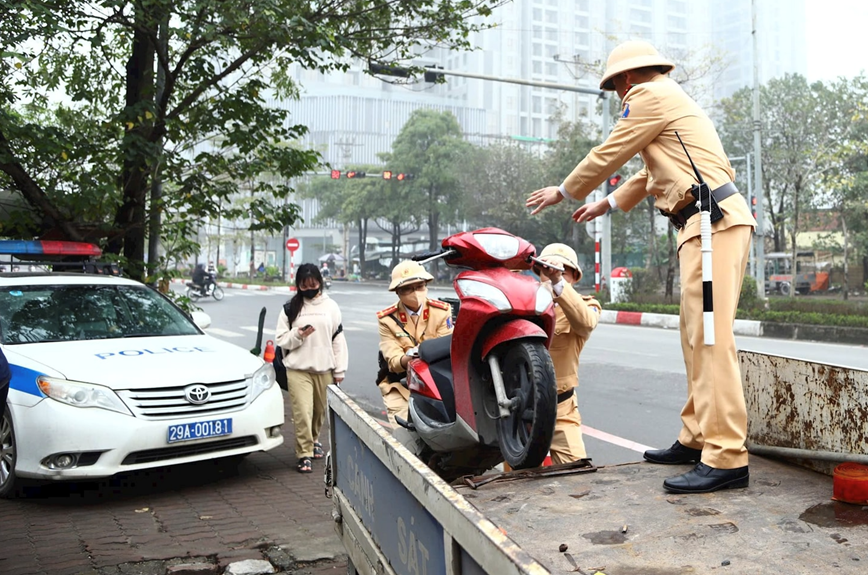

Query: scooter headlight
[[456, 279, 512, 312], [472, 233, 520, 260], [535, 285, 554, 314]]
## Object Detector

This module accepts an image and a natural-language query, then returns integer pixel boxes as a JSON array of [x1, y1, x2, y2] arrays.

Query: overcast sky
[[805, 0, 868, 82]]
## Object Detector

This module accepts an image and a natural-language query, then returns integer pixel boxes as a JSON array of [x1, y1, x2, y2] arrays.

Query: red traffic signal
[[330, 170, 341, 179], [606, 174, 622, 192], [397, 173, 405, 181], [346, 171, 366, 179], [382, 171, 392, 180]]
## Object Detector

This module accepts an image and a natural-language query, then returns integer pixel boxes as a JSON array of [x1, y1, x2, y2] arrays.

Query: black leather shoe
[[663, 463, 749, 494], [643, 441, 702, 465]]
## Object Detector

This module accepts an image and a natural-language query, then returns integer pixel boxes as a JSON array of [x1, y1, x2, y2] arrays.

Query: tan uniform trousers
[[286, 369, 332, 459], [378, 380, 410, 428], [677, 224, 752, 469], [549, 393, 587, 464]]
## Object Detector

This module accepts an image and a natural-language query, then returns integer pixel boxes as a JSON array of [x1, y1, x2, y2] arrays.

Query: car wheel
[[0, 410, 19, 499]]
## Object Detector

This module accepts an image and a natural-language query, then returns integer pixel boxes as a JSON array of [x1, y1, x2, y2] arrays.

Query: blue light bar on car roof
[[0, 240, 102, 257]]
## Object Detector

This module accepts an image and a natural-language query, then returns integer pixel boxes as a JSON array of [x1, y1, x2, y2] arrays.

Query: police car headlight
[[535, 285, 553, 314], [36, 377, 132, 416], [249, 363, 276, 401], [456, 279, 512, 312]]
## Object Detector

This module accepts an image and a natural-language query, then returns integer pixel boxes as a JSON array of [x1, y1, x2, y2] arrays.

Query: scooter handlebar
[[412, 249, 458, 265]]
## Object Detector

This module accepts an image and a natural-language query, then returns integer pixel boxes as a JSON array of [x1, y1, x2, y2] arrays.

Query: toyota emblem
[[184, 384, 211, 405]]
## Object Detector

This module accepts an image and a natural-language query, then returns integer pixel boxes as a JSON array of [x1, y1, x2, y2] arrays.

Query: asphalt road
[[191, 281, 868, 466]]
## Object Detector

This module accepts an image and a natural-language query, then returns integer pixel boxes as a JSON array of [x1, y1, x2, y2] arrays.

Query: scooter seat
[[419, 334, 452, 364]]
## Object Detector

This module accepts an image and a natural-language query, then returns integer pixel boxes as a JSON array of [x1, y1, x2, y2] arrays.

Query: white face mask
[[399, 286, 427, 312]]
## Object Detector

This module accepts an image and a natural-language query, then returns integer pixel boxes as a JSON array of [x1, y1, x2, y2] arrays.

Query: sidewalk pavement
[[0, 393, 346, 575], [173, 278, 867, 346]]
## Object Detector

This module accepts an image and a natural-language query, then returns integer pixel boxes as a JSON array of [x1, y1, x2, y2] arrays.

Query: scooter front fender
[[480, 319, 547, 360]]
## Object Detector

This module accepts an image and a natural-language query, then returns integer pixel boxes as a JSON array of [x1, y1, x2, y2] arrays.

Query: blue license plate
[[167, 418, 233, 444]]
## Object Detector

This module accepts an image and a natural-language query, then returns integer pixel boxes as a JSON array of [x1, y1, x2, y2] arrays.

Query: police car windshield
[[0, 284, 200, 344]]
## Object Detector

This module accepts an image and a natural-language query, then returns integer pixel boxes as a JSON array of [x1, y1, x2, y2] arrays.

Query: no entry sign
[[286, 238, 300, 252]]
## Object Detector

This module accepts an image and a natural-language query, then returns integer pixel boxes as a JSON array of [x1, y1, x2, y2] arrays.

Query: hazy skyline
[[805, 0, 868, 82]]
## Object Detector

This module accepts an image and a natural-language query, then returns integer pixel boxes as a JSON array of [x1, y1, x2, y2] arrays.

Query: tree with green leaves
[[0, 0, 505, 281], [386, 108, 470, 277], [719, 74, 859, 295]]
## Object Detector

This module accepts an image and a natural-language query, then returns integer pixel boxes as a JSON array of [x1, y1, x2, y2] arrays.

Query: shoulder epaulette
[[377, 304, 399, 319], [428, 299, 449, 311]]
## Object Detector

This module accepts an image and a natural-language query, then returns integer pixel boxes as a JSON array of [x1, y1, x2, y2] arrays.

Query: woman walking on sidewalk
[[275, 263, 348, 473]]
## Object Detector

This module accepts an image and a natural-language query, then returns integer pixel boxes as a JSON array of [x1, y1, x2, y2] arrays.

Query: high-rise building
[[710, 0, 807, 100]]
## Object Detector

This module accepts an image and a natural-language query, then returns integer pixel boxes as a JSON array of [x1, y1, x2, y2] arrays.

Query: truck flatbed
[[459, 457, 867, 574]]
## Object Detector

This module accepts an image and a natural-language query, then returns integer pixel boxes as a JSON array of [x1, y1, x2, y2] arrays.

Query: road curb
[[599, 309, 762, 337], [171, 279, 861, 345]]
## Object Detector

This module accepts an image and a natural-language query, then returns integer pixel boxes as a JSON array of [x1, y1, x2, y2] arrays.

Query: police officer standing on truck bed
[[376, 261, 453, 428], [533, 244, 601, 465], [526, 40, 755, 494]]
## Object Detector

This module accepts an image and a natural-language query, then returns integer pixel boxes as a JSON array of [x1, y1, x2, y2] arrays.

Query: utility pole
[[752, 0, 767, 299], [599, 93, 612, 294]]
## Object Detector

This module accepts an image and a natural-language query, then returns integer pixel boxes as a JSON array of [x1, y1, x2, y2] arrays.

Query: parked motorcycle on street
[[397, 227, 558, 481], [185, 279, 225, 301]]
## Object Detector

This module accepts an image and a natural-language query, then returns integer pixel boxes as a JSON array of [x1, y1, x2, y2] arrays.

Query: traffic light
[[369, 62, 412, 78], [346, 171, 366, 179], [751, 195, 757, 219], [606, 174, 622, 193], [330, 170, 341, 179], [424, 66, 445, 83], [382, 170, 392, 180], [396, 173, 414, 181]]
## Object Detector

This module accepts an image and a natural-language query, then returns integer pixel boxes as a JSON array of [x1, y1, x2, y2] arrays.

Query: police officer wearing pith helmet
[[527, 40, 756, 494], [376, 260, 453, 428], [534, 243, 601, 465]]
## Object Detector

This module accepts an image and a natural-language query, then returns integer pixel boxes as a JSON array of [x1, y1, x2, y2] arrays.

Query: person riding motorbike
[[191, 264, 209, 295]]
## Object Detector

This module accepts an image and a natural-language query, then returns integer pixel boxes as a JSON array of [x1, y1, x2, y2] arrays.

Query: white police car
[[0, 241, 284, 497]]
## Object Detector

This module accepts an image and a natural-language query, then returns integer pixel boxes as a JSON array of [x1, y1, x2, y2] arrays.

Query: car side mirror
[[191, 310, 212, 330]]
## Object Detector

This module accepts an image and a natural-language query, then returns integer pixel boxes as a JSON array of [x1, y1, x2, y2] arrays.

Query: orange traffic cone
[[263, 340, 275, 362]]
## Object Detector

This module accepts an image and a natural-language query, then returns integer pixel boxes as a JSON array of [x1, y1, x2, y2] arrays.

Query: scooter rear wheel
[[494, 340, 556, 469]]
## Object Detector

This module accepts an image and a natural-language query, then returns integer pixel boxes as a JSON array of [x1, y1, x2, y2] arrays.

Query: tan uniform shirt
[[548, 284, 601, 394], [377, 299, 453, 376], [561, 75, 755, 248]]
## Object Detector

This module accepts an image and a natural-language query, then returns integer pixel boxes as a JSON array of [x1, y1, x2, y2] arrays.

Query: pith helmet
[[600, 40, 675, 91], [388, 260, 434, 291], [539, 243, 582, 281]]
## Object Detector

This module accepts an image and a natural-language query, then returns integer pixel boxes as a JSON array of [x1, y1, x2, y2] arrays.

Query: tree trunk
[[842, 211, 849, 300], [358, 218, 367, 277], [428, 193, 440, 281], [111, 12, 156, 281]]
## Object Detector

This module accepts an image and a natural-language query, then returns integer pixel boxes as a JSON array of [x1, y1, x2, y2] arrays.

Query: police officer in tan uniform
[[377, 260, 453, 428], [527, 41, 756, 494], [534, 244, 601, 464]]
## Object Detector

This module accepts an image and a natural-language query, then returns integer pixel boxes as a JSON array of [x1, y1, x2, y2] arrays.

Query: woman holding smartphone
[[275, 263, 348, 473]]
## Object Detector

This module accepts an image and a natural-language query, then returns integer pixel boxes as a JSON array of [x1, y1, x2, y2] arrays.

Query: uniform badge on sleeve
[[447, 317, 452, 328], [622, 103, 630, 118]]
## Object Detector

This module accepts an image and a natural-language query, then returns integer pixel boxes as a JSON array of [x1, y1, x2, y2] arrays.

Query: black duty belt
[[557, 389, 575, 404], [661, 182, 738, 230]]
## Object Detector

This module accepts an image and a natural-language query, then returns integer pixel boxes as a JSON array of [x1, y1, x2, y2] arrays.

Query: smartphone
[[302, 324, 312, 331]]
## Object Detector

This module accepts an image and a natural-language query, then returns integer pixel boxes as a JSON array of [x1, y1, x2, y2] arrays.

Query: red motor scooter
[[398, 227, 558, 480]]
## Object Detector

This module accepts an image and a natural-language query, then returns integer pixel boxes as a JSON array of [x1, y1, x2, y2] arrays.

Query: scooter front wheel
[[494, 340, 556, 469], [211, 286, 225, 301]]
